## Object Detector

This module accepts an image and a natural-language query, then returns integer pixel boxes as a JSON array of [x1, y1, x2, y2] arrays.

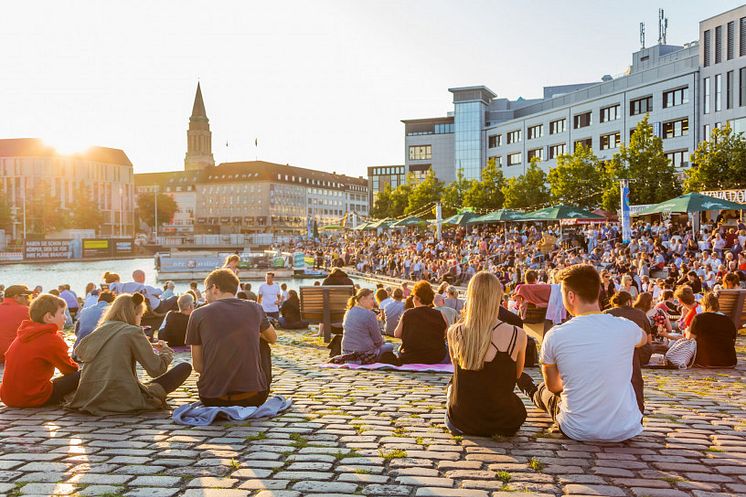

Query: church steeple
[[184, 82, 215, 171]]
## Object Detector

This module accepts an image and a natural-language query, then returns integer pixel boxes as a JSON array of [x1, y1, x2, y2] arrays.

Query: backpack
[[524, 336, 538, 367], [665, 338, 697, 369]]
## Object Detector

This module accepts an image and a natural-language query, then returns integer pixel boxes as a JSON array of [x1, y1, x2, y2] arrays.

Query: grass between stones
[[379, 448, 407, 460], [528, 456, 544, 472]]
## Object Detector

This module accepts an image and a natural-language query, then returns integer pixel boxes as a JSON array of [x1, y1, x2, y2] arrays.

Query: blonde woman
[[68, 293, 192, 415], [445, 271, 528, 437], [223, 254, 241, 277]]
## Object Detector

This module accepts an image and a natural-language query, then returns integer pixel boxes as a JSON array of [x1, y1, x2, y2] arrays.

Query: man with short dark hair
[[517, 264, 647, 442], [187, 269, 277, 407], [257, 272, 282, 319], [0, 285, 31, 363], [158, 294, 195, 347]]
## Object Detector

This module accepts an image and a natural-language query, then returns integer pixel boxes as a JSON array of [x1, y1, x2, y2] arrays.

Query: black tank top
[[447, 322, 527, 437], [399, 306, 447, 364]]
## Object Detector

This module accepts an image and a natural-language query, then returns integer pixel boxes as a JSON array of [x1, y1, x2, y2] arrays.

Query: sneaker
[[517, 372, 537, 398]]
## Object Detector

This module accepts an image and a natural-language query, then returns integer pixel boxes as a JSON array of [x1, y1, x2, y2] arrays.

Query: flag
[[341, 213, 348, 227]]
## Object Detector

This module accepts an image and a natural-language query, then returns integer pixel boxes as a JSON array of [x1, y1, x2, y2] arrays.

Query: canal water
[[0, 258, 331, 295]]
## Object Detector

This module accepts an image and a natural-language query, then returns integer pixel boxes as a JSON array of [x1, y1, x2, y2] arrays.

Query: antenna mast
[[640, 22, 646, 49], [658, 9, 668, 45]]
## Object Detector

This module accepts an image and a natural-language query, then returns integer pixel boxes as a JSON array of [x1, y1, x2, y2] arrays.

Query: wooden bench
[[300, 285, 355, 342], [718, 289, 746, 330]]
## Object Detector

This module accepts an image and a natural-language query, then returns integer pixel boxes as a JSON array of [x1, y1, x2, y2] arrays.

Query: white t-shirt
[[257, 282, 281, 313], [539, 313, 645, 442]]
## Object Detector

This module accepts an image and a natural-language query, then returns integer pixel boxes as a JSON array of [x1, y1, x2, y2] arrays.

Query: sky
[[0, 0, 743, 177]]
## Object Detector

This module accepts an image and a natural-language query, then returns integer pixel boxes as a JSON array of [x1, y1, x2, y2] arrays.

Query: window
[[665, 150, 688, 169], [715, 25, 722, 64], [715, 74, 722, 112], [434, 123, 454, 134], [600, 132, 621, 150], [629, 96, 652, 115], [728, 21, 735, 60], [549, 118, 566, 134], [574, 138, 592, 151], [573, 111, 592, 129], [704, 29, 711, 67], [408, 145, 431, 160], [741, 18, 746, 57], [662, 118, 689, 138], [488, 134, 501, 148], [704, 124, 711, 140], [741, 68, 746, 106], [600, 104, 620, 123], [548, 143, 566, 159], [507, 152, 522, 167], [663, 87, 689, 108], [506, 130, 521, 144], [527, 148, 544, 161], [727, 70, 734, 109], [527, 124, 543, 139], [489, 155, 502, 168], [704, 77, 711, 114]]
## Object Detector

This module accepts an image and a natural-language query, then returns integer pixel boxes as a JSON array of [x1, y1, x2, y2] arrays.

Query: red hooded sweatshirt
[[0, 320, 78, 407]]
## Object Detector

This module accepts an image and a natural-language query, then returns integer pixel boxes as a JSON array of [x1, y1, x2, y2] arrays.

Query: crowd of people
[[0, 213, 743, 443]]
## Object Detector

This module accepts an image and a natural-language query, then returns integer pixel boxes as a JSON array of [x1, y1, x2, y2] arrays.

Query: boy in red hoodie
[[0, 294, 80, 407]]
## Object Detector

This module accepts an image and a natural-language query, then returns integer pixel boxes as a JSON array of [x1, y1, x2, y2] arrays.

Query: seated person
[[723, 272, 740, 290], [341, 288, 394, 361], [68, 293, 192, 415], [394, 281, 448, 364], [446, 272, 527, 437], [383, 288, 406, 336], [675, 285, 701, 331], [687, 292, 737, 368], [444, 287, 464, 313], [74, 290, 115, 350], [279, 290, 309, 329], [158, 294, 195, 347], [433, 294, 458, 327], [187, 269, 277, 407], [117, 269, 177, 314], [0, 294, 80, 407], [517, 264, 647, 443], [513, 270, 551, 318]]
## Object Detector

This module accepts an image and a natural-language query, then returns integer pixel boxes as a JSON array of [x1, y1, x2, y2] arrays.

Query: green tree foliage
[[27, 181, 67, 235], [371, 183, 393, 219], [684, 124, 746, 192], [389, 177, 414, 218], [605, 115, 681, 210], [69, 182, 104, 232], [406, 170, 443, 216], [0, 188, 12, 234], [441, 169, 475, 216], [464, 157, 505, 212], [137, 192, 178, 228], [501, 157, 550, 209], [547, 144, 604, 209]]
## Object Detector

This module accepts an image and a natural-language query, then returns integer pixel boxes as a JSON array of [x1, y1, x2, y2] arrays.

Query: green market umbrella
[[633, 192, 746, 216], [441, 211, 479, 226], [353, 221, 371, 231], [321, 224, 345, 230], [367, 218, 394, 229], [521, 205, 604, 221], [468, 209, 525, 224], [390, 215, 425, 228]]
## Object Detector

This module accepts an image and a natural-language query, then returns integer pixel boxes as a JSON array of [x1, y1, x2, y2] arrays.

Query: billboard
[[82, 239, 111, 258], [24, 240, 72, 260]]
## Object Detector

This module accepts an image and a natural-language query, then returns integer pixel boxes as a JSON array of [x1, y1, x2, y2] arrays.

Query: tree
[[547, 144, 604, 209], [464, 157, 505, 212], [137, 192, 178, 229], [441, 168, 475, 216], [371, 183, 393, 218], [406, 170, 443, 216], [501, 157, 550, 209], [684, 124, 746, 192], [27, 180, 67, 235], [606, 115, 681, 208], [389, 177, 414, 218], [0, 188, 12, 235], [70, 182, 104, 232]]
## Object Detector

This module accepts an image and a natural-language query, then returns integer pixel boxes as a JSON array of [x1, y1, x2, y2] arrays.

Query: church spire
[[184, 82, 215, 171]]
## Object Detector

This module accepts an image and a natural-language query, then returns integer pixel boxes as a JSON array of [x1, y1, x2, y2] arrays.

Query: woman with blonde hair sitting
[[68, 293, 192, 415], [445, 271, 528, 437]]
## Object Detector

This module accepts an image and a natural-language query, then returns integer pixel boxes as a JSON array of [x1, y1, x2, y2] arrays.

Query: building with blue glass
[[402, 5, 746, 183]]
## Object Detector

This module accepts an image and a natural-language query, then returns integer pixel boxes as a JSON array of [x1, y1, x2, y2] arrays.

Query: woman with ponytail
[[341, 288, 394, 361], [445, 271, 528, 437], [68, 293, 192, 415]]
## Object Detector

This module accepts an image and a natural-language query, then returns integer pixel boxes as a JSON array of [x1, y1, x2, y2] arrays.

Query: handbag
[[665, 338, 697, 369]]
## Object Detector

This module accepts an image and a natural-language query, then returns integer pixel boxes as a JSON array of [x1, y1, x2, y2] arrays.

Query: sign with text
[[113, 239, 134, 256], [82, 239, 111, 258], [24, 240, 72, 260]]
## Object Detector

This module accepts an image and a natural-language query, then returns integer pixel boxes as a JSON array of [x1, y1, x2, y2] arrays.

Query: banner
[[293, 252, 305, 271], [621, 181, 632, 244], [24, 240, 72, 260], [82, 239, 111, 258]]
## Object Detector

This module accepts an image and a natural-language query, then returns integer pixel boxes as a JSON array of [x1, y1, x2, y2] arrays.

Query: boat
[[155, 250, 293, 281]]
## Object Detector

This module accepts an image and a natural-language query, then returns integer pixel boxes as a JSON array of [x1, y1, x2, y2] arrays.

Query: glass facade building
[[454, 101, 485, 179]]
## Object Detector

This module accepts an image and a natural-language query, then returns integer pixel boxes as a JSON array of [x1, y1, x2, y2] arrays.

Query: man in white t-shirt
[[257, 272, 282, 319], [517, 264, 647, 443]]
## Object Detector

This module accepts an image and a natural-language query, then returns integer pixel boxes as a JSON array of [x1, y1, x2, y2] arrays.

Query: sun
[[44, 136, 94, 156]]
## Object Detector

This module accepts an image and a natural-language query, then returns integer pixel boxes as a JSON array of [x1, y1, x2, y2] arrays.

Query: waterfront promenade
[[0, 329, 744, 497]]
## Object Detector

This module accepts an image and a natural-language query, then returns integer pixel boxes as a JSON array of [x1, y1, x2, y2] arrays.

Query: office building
[[403, 6, 746, 182], [0, 138, 135, 239], [367, 164, 406, 209]]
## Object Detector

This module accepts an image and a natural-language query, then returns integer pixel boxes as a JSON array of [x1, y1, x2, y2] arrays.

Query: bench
[[300, 285, 355, 342], [718, 289, 746, 330]]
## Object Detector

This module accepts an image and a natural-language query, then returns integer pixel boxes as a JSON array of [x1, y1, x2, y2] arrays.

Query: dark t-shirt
[[186, 298, 270, 398], [159, 311, 189, 346], [399, 306, 447, 364], [690, 312, 737, 367]]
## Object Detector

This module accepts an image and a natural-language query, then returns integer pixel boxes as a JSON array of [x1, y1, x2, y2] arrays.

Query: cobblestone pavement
[[0, 330, 745, 497]]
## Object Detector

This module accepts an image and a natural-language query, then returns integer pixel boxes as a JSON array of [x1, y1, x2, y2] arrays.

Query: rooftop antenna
[[640, 22, 646, 49], [658, 8, 668, 45]]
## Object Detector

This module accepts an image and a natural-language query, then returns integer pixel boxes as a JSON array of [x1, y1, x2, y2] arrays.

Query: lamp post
[[153, 186, 159, 242]]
